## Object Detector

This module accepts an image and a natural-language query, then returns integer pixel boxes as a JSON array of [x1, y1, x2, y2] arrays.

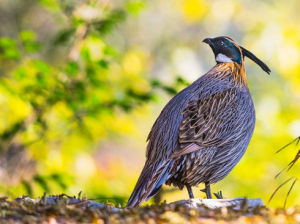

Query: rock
[[86, 201, 121, 212], [169, 197, 264, 211]]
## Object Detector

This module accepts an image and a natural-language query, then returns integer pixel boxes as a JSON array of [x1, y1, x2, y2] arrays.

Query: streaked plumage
[[127, 36, 271, 207]]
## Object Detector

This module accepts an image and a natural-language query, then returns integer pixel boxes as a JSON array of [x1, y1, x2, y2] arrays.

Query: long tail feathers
[[126, 160, 174, 207]]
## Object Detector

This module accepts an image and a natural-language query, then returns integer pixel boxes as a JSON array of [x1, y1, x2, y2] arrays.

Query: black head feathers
[[203, 36, 271, 74]]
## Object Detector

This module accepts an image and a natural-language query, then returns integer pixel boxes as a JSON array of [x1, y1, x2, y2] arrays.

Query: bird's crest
[[203, 36, 271, 75], [239, 46, 271, 74]]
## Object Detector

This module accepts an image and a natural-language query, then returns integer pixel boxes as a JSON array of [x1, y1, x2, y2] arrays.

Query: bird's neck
[[213, 62, 247, 87]]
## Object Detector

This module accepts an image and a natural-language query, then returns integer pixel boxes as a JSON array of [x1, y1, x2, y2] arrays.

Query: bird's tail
[[126, 160, 174, 207]]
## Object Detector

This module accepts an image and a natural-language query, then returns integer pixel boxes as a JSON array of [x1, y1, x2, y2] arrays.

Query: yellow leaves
[[79, 111, 137, 141], [122, 48, 151, 94], [0, 85, 31, 134], [275, 27, 300, 97], [275, 26, 300, 73], [82, 115, 107, 139], [283, 27, 300, 44], [29, 140, 49, 161], [47, 150, 63, 170], [61, 134, 90, 157], [179, 0, 207, 23], [234, 158, 266, 180], [122, 49, 147, 75], [131, 77, 151, 95], [45, 101, 73, 140], [101, 113, 136, 136], [81, 36, 106, 61], [51, 101, 73, 120]]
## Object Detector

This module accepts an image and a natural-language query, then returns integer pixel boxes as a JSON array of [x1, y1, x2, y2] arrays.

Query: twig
[[287, 149, 300, 171], [268, 177, 294, 203], [284, 178, 297, 208], [276, 136, 300, 153]]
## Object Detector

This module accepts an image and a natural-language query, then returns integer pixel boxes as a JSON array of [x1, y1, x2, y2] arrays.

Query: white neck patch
[[216, 53, 233, 63]]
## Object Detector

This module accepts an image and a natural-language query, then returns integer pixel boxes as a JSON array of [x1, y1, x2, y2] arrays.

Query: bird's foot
[[213, 191, 223, 199], [186, 184, 194, 199], [200, 182, 212, 199]]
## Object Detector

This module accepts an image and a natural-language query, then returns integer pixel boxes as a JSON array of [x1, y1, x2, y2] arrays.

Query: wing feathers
[[171, 88, 239, 158], [126, 160, 174, 207], [171, 143, 201, 158]]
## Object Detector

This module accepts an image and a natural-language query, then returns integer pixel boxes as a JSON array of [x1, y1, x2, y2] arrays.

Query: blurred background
[[0, 0, 299, 207]]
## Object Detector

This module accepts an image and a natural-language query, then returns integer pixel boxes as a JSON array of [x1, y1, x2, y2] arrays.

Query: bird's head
[[203, 36, 271, 74]]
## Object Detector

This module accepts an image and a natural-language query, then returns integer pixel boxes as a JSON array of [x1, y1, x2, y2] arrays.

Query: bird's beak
[[202, 38, 213, 45]]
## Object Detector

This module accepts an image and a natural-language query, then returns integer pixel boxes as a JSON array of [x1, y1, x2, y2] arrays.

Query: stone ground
[[0, 194, 299, 223]]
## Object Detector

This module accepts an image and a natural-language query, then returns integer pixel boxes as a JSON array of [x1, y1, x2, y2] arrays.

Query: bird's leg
[[205, 182, 212, 199], [200, 182, 212, 199], [186, 184, 194, 199]]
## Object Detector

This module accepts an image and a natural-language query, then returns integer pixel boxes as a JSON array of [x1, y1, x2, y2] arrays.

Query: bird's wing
[[126, 159, 174, 207], [171, 88, 240, 158]]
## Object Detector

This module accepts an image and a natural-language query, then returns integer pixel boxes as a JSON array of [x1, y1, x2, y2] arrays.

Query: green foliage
[[0, 0, 300, 208], [0, 38, 20, 60], [93, 10, 127, 34], [53, 28, 76, 45], [21, 173, 73, 196], [151, 77, 190, 96], [0, 0, 179, 199], [125, 1, 147, 16], [19, 31, 41, 53]]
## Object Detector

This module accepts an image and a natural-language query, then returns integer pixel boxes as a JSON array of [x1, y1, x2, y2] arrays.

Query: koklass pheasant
[[127, 36, 270, 207]]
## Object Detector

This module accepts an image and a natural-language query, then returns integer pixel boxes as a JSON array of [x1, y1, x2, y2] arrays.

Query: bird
[[126, 36, 271, 207]]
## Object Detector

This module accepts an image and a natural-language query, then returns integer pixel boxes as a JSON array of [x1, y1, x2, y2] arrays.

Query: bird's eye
[[220, 41, 224, 46]]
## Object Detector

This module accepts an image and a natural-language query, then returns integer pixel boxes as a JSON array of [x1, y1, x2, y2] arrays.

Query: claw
[[200, 188, 206, 193], [213, 191, 223, 199]]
